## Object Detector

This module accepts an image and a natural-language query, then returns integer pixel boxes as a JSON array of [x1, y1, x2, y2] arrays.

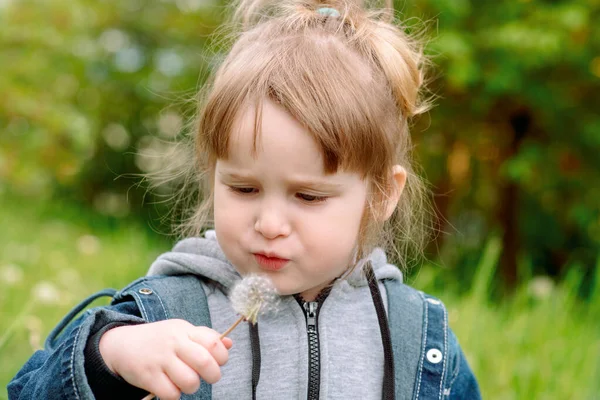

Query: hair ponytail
[[363, 19, 429, 118], [227, 0, 429, 117]]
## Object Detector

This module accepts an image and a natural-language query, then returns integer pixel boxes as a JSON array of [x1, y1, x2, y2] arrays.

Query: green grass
[[0, 195, 169, 398], [410, 239, 600, 399], [1, 195, 599, 399]]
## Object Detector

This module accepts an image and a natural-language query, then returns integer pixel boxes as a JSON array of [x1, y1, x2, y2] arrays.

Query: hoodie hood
[[147, 230, 402, 290]]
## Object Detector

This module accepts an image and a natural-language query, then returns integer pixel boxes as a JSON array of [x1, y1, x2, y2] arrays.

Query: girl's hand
[[98, 319, 232, 400]]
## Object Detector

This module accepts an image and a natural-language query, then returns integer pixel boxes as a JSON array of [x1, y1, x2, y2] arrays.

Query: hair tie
[[316, 7, 340, 18]]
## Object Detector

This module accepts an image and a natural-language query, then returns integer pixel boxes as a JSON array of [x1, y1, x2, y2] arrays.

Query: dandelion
[[221, 274, 280, 338], [230, 275, 280, 322]]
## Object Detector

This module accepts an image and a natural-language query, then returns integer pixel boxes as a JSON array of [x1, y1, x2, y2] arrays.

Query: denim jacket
[[8, 238, 481, 399]]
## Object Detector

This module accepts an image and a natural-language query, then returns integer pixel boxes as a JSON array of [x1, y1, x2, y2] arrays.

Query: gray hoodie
[[147, 232, 403, 400]]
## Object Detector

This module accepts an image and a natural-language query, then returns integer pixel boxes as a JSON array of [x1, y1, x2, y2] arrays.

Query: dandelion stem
[[219, 315, 245, 339]]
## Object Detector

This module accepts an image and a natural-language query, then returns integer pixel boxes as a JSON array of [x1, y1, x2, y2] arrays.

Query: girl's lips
[[254, 253, 289, 271]]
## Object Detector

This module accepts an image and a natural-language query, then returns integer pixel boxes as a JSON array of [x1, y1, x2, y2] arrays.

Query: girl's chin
[[265, 279, 304, 298]]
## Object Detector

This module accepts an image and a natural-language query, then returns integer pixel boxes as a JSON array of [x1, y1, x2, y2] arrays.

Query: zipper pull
[[304, 301, 318, 331]]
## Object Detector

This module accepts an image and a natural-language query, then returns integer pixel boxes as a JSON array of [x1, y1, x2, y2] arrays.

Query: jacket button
[[426, 348, 443, 364], [139, 288, 153, 295]]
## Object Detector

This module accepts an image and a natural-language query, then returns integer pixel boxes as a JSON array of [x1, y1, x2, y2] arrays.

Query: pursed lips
[[253, 251, 288, 260], [253, 252, 290, 271]]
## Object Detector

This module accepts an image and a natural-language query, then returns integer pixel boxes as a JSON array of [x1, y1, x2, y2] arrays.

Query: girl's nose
[[254, 204, 291, 239]]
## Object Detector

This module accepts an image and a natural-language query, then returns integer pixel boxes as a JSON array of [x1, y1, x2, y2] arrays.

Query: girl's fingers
[[222, 336, 233, 349], [163, 358, 203, 394], [176, 340, 223, 384], [188, 327, 230, 366], [144, 372, 181, 400]]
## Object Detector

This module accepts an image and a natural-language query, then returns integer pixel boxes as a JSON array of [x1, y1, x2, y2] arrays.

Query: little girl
[[9, 1, 481, 399]]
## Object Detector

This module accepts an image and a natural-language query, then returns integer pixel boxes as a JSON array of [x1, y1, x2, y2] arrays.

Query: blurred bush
[[1, 0, 223, 217], [409, 0, 600, 289], [1, 0, 599, 289]]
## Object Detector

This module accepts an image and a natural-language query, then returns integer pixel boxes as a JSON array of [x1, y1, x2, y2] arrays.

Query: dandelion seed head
[[229, 274, 280, 324]]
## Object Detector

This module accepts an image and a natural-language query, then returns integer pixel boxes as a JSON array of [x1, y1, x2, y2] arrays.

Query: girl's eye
[[297, 193, 327, 203], [230, 186, 257, 194]]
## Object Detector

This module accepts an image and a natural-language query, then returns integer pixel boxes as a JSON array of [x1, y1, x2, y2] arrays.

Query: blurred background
[[1, 0, 599, 398]]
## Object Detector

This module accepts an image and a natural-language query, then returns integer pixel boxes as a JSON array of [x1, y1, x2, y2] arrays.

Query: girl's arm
[[8, 299, 147, 400], [445, 329, 482, 399]]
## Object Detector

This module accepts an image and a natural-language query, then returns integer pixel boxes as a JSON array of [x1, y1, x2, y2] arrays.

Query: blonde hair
[[155, 0, 433, 270]]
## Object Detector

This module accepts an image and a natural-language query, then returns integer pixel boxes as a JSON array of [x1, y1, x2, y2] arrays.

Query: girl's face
[[213, 99, 368, 301]]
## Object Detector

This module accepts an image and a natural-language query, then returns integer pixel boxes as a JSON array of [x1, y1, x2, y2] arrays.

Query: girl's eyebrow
[[218, 171, 344, 190], [218, 171, 255, 181], [287, 178, 344, 190]]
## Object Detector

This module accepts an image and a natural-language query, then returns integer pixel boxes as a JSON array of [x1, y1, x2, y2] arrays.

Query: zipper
[[296, 287, 332, 400], [304, 301, 320, 400]]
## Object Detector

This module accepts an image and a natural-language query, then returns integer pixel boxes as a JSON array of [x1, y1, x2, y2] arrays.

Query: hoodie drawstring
[[365, 262, 396, 400], [248, 263, 395, 400], [249, 322, 261, 400]]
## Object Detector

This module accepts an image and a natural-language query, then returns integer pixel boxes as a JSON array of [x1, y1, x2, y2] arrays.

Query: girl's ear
[[380, 165, 407, 221]]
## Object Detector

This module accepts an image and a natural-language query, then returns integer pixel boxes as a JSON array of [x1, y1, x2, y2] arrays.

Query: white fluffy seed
[[229, 274, 280, 324]]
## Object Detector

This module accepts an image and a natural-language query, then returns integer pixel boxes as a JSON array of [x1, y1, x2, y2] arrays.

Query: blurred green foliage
[[411, 0, 600, 289], [1, 0, 223, 214], [1, 0, 600, 287]]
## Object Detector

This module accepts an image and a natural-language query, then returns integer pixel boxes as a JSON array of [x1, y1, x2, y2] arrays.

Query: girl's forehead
[[228, 99, 319, 156], [219, 99, 369, 185], [225, 99, 325, 170]]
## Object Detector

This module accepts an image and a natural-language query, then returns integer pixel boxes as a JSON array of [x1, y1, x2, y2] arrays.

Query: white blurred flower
[[32, 281, 61, 305], [115, 47, 145, 73], [528, 276, 555, 300], [0, 264, 24, 286], [135, 136, 177, 173], [157, 111, 183, 138], [77, 235, 101, 255], [99, 29, 130, 53], [24, 315, 42, 331], [175, 0, 215, 12], [93, 192, 130, 218], [102, 123, 130, 151], [155, 50, 184, 77]]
